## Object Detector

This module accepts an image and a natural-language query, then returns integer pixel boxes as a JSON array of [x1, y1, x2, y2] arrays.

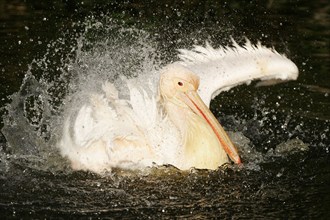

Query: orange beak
[[179, 90, 242, 164]]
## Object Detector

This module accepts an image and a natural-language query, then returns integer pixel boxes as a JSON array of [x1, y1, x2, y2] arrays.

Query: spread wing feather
[[178, 39, 299, 105]]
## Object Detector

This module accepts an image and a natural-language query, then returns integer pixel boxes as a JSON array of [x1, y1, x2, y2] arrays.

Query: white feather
[[58, 39, 299, 173], [178, 39, 298, 105]]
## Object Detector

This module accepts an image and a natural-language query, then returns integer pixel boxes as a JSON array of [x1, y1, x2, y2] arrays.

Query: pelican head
[[159, 64, 241, 169], [160, 64, 200, 100]]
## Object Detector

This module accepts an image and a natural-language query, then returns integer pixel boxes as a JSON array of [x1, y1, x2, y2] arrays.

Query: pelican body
[[58, 40, 298, 173]]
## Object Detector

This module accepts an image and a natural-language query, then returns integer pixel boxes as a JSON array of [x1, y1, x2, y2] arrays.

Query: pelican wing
[[58, 80, 180, 172], [178, 40, 299, 106]]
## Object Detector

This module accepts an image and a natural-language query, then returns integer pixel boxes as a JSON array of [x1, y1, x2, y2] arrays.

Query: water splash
[[0, 16, 313, 174], [1, 18, 162, 172]]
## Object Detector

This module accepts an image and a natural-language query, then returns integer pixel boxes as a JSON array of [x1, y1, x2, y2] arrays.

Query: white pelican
[[58, 40, 298, 173]]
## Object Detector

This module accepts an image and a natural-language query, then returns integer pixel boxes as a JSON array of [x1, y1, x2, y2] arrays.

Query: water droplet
[[321, 133, 326, 139]]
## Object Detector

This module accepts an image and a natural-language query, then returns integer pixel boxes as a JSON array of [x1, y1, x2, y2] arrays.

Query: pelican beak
[[179, 90, 242, 164]]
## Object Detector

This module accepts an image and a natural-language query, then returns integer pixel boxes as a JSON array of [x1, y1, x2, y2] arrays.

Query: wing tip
[[178, 37, 288, 65]]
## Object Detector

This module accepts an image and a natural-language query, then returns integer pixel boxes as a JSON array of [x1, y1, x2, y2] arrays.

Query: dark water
[[0, 0, 329, 218]]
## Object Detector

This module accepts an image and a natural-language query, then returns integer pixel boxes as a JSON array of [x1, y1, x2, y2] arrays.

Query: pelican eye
[[178, 81, 183, 86]]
